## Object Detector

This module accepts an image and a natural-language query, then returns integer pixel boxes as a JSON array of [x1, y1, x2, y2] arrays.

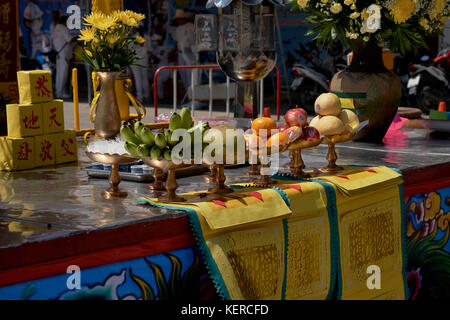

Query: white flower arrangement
[[290, 0, 449, 53]]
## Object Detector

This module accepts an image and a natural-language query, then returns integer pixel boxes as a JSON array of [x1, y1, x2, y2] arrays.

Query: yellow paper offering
[[42, 100, 65, 134], [17, 70, 53, 104], [0, 136, 35, 171], [34, 134, 56, 167], [6, 103, 43, 137], [53, 130, 78, 164]]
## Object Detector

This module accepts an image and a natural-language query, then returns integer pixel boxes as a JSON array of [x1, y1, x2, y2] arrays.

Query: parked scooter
[[393, 53, 414, 108], [407, 48, 450, 114]]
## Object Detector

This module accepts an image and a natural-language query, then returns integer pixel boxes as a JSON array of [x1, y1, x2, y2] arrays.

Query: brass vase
[[94, 71, 122, 139], [330, 40, 402, 143]]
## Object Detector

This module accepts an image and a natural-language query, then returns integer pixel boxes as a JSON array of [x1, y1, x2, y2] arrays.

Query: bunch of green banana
[[180, 107, 192, 129], [122, 108, 212, 161], [121, 123, 155, 158]]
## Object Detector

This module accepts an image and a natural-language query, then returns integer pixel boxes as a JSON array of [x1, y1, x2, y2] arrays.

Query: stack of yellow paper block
[[0, 70, 78, 171]]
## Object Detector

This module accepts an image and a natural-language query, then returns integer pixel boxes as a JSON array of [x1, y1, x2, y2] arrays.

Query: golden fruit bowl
[[287, 138, 323, 178], [142, 158, 193, 202], [320, 131, 356, 173], [86, 151, 138, 199]]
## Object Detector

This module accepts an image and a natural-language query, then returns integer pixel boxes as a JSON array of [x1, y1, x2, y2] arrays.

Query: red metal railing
[[152, 64, 281, 120]]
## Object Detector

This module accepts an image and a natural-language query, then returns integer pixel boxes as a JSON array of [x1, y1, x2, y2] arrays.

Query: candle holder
[[86, 151, 138, 199], [288, 138, 322, 178], [320, 131, 356, 174], [142, 158, 193, 202]]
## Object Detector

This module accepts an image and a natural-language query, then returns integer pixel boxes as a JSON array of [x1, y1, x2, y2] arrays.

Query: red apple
[[303, 126, 320, 140], [284, 126, 303, 142], [285, 106, 308, 128]]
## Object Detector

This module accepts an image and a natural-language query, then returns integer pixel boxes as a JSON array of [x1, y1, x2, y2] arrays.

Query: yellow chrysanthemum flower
[[350, 12, 360, 19], [107, 34, 120, 48], [428, 0, 446, 20], [125, 10, 145, 23], [361, 9, 370, 20], [112, 10, 139, 27], [84, 12, 117, 30], [346, 31, 358, 39], [330, 3, 343, 14], [389, 0, 416, 23], [419, 18, 430, 30], [344, 0, 353, 5], [78, 27, 96, 43], [297, 0, 309, 8], [136, 35, 146, 44]]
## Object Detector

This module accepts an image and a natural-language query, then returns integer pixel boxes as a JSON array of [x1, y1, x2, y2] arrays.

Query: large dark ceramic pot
[[330, 40, 402, 143]]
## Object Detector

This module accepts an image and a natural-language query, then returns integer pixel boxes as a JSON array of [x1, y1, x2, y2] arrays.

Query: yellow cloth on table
[[315, 165, 403, 197], [139, 188, 292, 299], [284, 165, 406, 299], [320, 167, 406, 300], [280, 182, 333, 300], [137, 165, 407, 300], [229, 181, 333, 300]]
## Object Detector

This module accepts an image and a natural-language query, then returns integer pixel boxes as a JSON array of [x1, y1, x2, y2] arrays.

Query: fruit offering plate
[[86, 151, 139, 165], [85, 151, 139, 199], [141, 158, 196, 202], [321, 131, 356, 145], [288, 138, 323, 150]]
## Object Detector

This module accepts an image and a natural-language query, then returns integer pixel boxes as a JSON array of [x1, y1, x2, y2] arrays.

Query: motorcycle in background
[[407, 48, 450, 114]]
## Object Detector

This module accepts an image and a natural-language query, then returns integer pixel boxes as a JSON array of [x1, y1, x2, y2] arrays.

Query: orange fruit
[[251, 117, 277, 137], [266, 132, 290, 148]]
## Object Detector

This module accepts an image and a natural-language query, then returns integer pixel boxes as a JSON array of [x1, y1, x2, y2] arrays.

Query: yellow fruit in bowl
[[314, 93, 341, 116], [314, 116, 345, 136], [266, 132, 290, 148], [338, 109, 360, 133], [309, 115, 321, 128]]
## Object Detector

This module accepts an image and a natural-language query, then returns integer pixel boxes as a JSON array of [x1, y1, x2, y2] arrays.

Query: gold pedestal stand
[[207, 164, 234, 194], [86, 151, 138, 199], [142, 158, 193, 202], [320, 131, 356, 174], [148, 167, 165, 192], [288, 138, 322, 178], [252, 145, 289, 186], [284, 150, 295, 169], [202, 164, 217, 184]]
